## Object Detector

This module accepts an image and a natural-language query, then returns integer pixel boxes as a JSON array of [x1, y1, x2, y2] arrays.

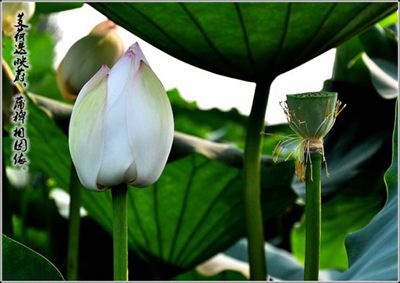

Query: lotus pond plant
[[278, 91, 345, 280], [279, 91, 346, 181], [58, 20, 125, 280], [1, 2, 397, 282], [69, 42, 174, 280], [57, 20, 124, 100]]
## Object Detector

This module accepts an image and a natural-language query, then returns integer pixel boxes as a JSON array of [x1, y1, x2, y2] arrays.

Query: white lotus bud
[[57, 20, 124, 100], [68, 43, 174, 191], [2, 2, 35, 36]]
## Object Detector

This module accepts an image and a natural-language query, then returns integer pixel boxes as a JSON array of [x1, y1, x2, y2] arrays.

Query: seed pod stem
[[304, 152, 322, 281], [276, 91, 344, 280], [112, 184, 129, 281]]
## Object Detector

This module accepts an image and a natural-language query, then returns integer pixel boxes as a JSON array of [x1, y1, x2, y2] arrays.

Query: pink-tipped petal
[[96, 51, 139, 187], [128, 42, 149, 65], [125, 62, 174, 187]]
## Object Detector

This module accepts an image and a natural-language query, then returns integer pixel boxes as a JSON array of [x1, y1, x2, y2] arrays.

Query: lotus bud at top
[[57, 20, 124, 100], [69, 43, 174, 191], [2, 2, 35, 36], [277, 91, 345, 180]]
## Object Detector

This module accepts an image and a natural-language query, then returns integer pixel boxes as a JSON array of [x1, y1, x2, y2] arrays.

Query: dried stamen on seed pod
[[274, 91, 345, 181]]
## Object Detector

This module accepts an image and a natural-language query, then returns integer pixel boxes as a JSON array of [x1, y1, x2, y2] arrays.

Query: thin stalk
[[2, 56, 23, 93], [67, 166, 81, 280], [304, 152, 322, 281], [20, 187, 30, 242], [3, 159, 14, 237], [112, 184, 128, 281], [243, 81, 271, 280]]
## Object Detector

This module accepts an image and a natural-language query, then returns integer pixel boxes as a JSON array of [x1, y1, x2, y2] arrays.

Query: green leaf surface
[[170, 88, 292, 154], [34, 3, 83, 14], [293, 25, 397, 200], [290, 190, 383, 270], [82, 154, 295, 272], [290, 22, 397, 270], [358, 25, 397, 63], [3, 97, 71, 188], [335, 24, 398, 99], [2, 26, 66, 103], [227, 104, 398, 281], [175, 269, 247, 281], [169, 88, 246, 141], [377, 11, 398, 28], [226, 240, 342, 281], [362, 55, 398, 99], [2, 234, 64, 281], [3, 95, 296, 274], [91, 2, 396, 82], [338, 102, 398, 280]]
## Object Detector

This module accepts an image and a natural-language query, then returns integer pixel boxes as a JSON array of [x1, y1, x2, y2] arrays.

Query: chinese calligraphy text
[[13, 12, 30, 87], [11, 94, 29, 168]]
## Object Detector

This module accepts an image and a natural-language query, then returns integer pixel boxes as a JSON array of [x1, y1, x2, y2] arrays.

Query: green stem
[[243, 81, 271, 280], [20, 187, 30, 242], [304, 152, 322, 281], [67, 166, 81, 280], [2, 159, 14, 237], [112, 184, 128, 281]]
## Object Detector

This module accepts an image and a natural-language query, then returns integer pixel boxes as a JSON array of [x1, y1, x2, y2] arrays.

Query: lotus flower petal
[[69, 43, 174, 190], [126, 61, 174, 187], [96, 49, 139, 187], [69, 66, 109, 191]]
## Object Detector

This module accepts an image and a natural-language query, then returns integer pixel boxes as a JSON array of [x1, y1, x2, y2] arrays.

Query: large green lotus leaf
[[291, 23, 397, 200], [34, 2, 83, 14], [290, 23, 397, 270], [362, 55, 398, 99], [169, 88, 246, 140], [337, 102, 398, 280], [169, 88, 292, 154], [290, 186, 383, 270], [332, 23, 397, 98], [2, 96, 295, 275], [378, 11, 398, 28], [82, 154, 295, 273], [359, 25, 398, 99], [227, 104, 398, 281], [225, 240, 341, 280], [3, 97, 71, 187], [91, 2, 396, 82], [2, 234, 64, 281], [175, 269, 247, 281]]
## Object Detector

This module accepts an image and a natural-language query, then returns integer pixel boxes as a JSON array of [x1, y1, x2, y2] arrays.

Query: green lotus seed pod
[[285, 91, 338, 140]]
